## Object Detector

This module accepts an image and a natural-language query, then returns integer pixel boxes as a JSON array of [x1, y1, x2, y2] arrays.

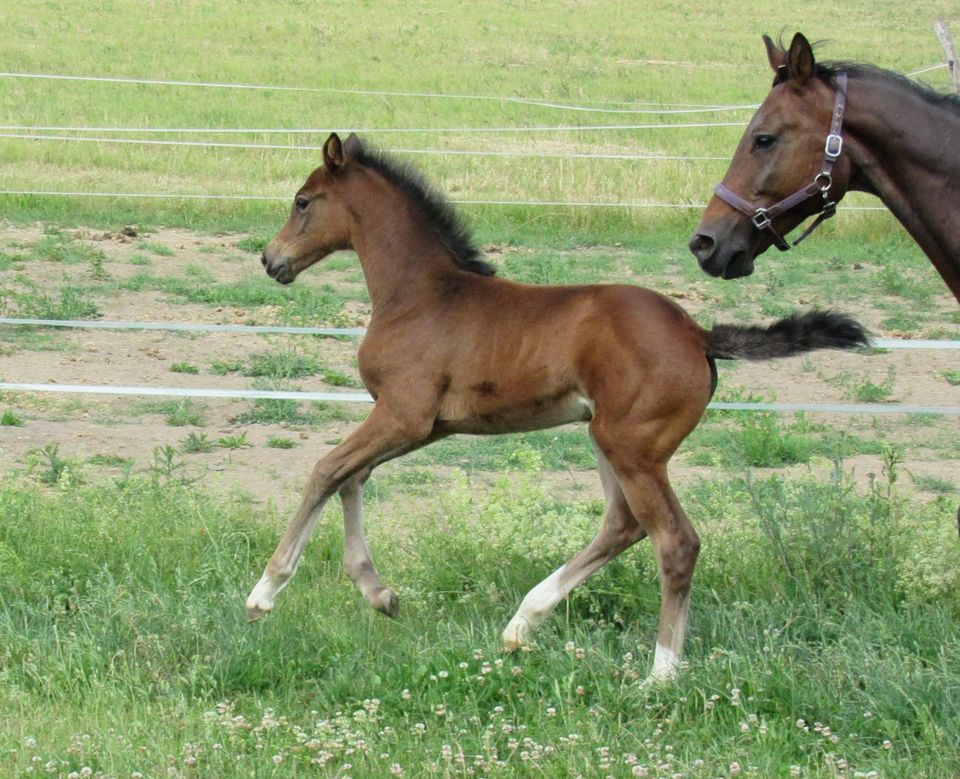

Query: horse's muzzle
[[689, 232, 755, 279]]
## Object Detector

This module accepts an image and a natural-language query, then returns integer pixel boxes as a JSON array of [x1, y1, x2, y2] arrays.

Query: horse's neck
[[845, 74, 960, 300]]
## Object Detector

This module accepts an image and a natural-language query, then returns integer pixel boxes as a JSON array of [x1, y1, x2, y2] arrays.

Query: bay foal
[[247, 133, 867, 683]]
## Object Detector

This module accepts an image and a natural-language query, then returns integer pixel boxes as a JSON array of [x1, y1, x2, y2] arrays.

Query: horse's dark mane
[[348, 138, 496, 277], [769, 36, 960, 116], [819, 61, 960, 116]]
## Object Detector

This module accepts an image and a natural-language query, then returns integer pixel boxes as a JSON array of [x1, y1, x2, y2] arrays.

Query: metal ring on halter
[[814, 171, 833, 194], [751, 209, 773, 230], [824, 133, 843, 159]]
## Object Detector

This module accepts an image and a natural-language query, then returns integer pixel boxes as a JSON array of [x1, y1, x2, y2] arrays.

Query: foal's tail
[[705, 310, 870, 360]]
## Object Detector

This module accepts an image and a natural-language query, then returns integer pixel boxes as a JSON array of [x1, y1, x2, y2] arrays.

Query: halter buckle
[[751, 209, 772, 230], [824, 133, 843, 159]]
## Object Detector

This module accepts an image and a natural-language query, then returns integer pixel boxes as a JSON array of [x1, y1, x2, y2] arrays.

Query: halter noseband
[[713, 72, 848, 252]]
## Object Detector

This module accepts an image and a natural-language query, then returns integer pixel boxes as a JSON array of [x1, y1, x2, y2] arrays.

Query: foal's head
[[689, 33, 852, 279], [262, 133, 494, 285], [261, 133, 359, 285]]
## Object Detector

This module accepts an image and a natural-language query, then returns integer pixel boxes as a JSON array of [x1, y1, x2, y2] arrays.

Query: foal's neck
[[844, 72, 960, 299], [349, 191, 473, 314]]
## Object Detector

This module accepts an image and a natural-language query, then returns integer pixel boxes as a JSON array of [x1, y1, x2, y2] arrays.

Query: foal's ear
[[323, 133, 345, 171], [763, 34, 785, 72], [342, 132, 363, 157], [786, 32, 816, 87]]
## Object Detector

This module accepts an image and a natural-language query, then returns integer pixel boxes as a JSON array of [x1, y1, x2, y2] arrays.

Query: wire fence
[[2, 318, 957, 416], [1, 66, 956, 419]]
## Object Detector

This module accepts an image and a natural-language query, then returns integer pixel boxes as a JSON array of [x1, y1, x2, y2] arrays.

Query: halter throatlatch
[[713, 72, 848, 252]]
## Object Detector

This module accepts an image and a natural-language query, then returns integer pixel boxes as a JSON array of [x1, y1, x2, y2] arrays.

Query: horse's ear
[[786, 32, 815, 87], [342, 132, 363, 157], [763, 34, 785, 72], [323, 133, 345, 171]]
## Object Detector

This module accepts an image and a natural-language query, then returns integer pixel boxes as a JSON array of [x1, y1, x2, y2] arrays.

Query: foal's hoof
[[373, 587, 399, 618], [246, 604, 271, 623], [501, 618, 532, 653]]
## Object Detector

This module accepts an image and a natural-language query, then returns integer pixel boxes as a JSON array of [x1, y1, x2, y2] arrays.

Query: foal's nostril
[[260, 252, 268, 268], [688, 233, 716, 263]]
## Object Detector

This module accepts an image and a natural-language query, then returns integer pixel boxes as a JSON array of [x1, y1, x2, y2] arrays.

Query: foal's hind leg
[[608, 461, 700, 684], [339, 471, 399, 617], [501, 451, 646, 651]]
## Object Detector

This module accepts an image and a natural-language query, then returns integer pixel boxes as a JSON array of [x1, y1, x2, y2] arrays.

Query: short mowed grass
[[1, 447, 959, 777]]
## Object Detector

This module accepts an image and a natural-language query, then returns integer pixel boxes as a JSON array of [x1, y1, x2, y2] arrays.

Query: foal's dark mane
[[348, 138, 496, 277]]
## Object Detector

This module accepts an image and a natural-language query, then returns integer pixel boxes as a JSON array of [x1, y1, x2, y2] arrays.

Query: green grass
[[132, 399, 207, 427], [1, 451, 958, 777], [118, 271, 351, 326], [181, 431, 216, 453], [216, 432, 251, 450], [0, 285, 101, 320], [265, 436, 297, 449], [29, 231, 107, 265], [1, 409, 25, 426], [942, 370, 960, 386], [1, 2, 955, 243]]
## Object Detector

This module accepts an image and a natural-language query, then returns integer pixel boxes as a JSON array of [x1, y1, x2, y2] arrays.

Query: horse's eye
[[294, 196, 310, 213], [753, 134, 777, 151]]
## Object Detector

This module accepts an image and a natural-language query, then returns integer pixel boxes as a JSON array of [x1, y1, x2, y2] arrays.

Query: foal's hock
[[246, 132, 868, 684]]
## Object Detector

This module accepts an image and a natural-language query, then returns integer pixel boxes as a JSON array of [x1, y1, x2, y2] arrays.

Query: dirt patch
[[1, 224, 958, 517]]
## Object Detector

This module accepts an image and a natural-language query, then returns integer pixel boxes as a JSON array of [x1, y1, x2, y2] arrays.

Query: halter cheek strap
[[714, 72, 848, 252]]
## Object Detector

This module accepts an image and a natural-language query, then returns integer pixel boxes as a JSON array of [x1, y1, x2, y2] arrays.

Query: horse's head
[[689, 33, 851, 279], [262, 133, 361, 285]]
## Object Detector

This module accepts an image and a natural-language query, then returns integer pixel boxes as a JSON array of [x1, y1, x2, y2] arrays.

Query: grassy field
[[1, 1, 958, 238], [2, 452, 959, 778], [2, 3, 960, 778]]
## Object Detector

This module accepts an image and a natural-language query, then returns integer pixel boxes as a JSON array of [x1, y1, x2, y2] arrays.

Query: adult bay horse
[[247, 132, 868, 684], [689, 32, 960, 303]]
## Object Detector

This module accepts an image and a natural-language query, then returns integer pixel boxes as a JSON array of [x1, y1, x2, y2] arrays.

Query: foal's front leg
[[339, 473, 399, 617], [245, 404, 431, 622]]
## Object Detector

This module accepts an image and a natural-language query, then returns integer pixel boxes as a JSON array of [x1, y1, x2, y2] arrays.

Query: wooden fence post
[[934, 19, 960, 93]]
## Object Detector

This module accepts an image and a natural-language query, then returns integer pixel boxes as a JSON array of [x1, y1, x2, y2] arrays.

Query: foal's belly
[[436, 390, 594, 435]]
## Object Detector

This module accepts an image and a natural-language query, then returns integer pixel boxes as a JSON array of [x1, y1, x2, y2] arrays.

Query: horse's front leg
[[339, 471, 399, 617], [245, 403, 433, 622]]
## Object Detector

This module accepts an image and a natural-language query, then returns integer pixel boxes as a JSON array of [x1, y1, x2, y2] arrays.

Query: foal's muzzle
[[261, 252, 295, 285]]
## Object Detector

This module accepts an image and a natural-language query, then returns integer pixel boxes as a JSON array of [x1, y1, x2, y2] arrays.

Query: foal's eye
[[294, 196, 310, 213], [753, 134, 777, 151]]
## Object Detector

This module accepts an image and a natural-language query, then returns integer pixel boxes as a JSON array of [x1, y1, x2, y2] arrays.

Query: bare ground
[[1, 224, 957, 517]]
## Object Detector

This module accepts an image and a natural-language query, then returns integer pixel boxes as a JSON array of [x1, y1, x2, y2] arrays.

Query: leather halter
[[713, 72, 848, 251]]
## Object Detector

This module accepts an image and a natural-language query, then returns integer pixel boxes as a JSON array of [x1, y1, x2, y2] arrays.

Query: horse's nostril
[[688, 233, 716, 262], [260, 252, 268, 268]]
